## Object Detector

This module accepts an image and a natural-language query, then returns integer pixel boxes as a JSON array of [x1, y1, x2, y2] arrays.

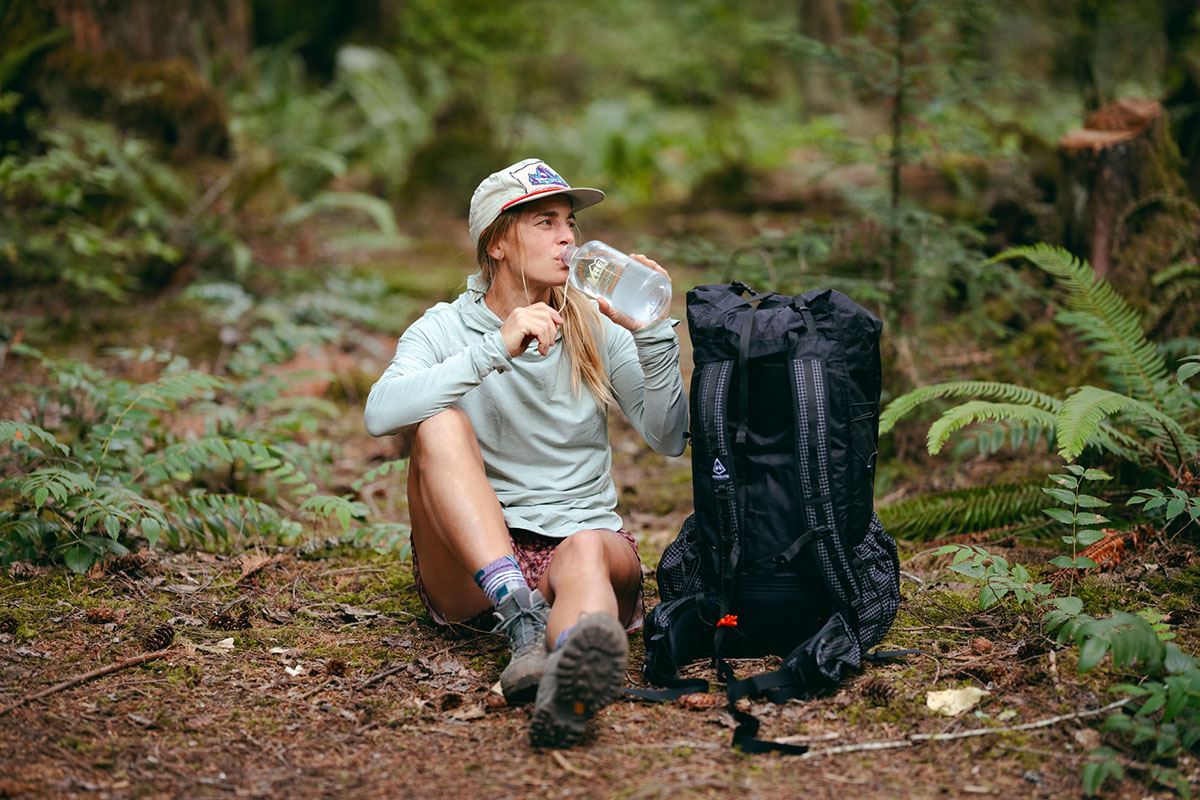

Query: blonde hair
[[476, 210, 614, 408]]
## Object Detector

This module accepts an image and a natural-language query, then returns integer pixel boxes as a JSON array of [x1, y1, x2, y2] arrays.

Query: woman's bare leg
[[407, 407, 515, 622], [538, 529, 641, 646]]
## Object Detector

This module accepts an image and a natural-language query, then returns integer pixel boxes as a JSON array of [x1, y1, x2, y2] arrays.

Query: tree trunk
[[1164, 0, 1200, 199], [46, 0, 251, 74], [1057, 98, 1186, 277], [0, 0, 251, 156]]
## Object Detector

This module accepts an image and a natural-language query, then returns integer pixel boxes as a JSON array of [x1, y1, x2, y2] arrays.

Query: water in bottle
[[560, 240, 672, 324]]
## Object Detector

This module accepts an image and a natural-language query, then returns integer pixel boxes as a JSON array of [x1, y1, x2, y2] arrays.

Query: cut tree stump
[[1057, 97, 1187, 277]]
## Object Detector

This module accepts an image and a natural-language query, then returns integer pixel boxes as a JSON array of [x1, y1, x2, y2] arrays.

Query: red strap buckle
[[716, 614, 739, 628]]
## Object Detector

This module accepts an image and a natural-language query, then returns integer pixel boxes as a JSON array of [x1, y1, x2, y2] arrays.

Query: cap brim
[[501, 186, 605, 214]]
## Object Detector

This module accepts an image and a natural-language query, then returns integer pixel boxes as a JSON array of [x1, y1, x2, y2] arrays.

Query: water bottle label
[[575, 256, 623, 298]]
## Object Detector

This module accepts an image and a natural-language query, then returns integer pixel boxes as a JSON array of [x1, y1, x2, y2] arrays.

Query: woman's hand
[[499, 302, 564, 357], [594, 254, 671, 331]]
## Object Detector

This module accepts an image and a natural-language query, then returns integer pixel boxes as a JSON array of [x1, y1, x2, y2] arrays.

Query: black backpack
[[634, 282, 902, 752]]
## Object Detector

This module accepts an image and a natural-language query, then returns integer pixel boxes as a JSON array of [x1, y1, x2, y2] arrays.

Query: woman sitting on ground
[[363, 158, 687, 747]]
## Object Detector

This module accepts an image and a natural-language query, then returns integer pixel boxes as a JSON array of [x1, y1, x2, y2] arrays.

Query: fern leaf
[[878, 481, 1051, 541], [0, 420, 69, 456], [927, 401, 1058, 455], [1056, 386, 1194, 462], [880, 381, 1062, 434], [993, 245, 1169, 405]]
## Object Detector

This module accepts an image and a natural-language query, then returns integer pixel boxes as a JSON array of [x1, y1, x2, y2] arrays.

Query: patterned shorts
[[412, 527, 645, 631]]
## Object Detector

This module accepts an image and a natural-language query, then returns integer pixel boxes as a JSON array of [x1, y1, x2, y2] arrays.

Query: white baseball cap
[[468, 158, 605, 244]]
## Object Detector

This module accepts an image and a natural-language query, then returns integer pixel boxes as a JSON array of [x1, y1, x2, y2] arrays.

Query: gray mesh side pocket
[[655, 514, 703, 603]]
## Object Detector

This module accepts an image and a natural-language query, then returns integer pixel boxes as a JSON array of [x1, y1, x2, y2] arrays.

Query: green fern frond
[[878, 481, 1051, 541], [1056, 385, 1194, 462], [927, 401, 1058, 455], [993, 245, 1169, 405], [880, 381, 1062, 434], [1151, 261, 1200, 287]]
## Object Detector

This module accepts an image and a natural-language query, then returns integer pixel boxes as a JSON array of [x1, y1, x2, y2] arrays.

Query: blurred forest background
[[2, 2, 1200, 796], [2, 0, 1199, 575]]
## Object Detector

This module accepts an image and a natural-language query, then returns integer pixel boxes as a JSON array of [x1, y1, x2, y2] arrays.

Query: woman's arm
[[607, 317, 688, 456], [363, 317, 512, 437]]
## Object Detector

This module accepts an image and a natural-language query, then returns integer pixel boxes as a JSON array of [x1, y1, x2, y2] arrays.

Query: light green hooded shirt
[[363, 275, 688, 538]]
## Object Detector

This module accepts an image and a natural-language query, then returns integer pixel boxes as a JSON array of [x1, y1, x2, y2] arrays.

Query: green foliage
[[1128, 487, 1200, 536], [933, 544, 1051, 609], [1043, 596, 1200, 797], [881, 245, 1200, 540], [877, 481, 1051, 540], [0, 342, 370, 572], [226, 41, 448, 205], [1043, 465, 1111, 583], [0, 118, 187, 299]]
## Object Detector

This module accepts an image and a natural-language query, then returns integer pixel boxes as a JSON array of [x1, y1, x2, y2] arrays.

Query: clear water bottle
[[561, 240, 672, 324]]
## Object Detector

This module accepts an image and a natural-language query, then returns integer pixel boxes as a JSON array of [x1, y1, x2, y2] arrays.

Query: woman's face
[[500, 195, 577, 291]]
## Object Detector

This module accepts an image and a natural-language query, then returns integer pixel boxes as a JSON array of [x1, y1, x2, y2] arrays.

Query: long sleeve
[[363, 309, 513, 437], [607, 317, 688, 456]]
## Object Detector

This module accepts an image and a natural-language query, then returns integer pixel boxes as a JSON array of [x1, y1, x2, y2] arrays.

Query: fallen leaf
[[676, 692, 723, 710], [261, 607, 293, 624], [183, 715, 212, 731], [215, 638, 235, 649], [926, 687, 989, 716], [238, 552, 281, 582], [14, 647, 49, 659], [339, 605, 380, 621], [284, 665, 306, 677], [970, 637, 994, 654], [1074, 728, 1101, 750], [450, 703, 485, 721]]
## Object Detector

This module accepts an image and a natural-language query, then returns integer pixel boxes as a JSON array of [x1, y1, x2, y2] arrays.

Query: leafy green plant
[[1128, 487, 1200, 537], [880, 245, 1200, 540], [932, 544, 1051, 610], [1043, 596, 1200, 797], [878, 482, 1051, 541], [1042, 465, 1112, 590], [0, 343, 366, 571], [0, 117, 188, 299]]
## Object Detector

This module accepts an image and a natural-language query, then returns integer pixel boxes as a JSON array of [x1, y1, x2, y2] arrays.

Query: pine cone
[[860, 676, 897, 705], [86, 606, 116, 624], [143, 624, 175, 651], [109, 552, 148, 574], [0, 616, 16, 635], [326, 659, 347, 677], [235, 608, 253, 630], [209, 612, 238, 631]]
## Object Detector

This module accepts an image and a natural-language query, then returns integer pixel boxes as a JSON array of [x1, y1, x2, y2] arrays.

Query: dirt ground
[[1, 410, 1195, 799]]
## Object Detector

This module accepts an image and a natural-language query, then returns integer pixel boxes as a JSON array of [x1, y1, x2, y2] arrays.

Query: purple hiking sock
[[474, 555, 528, 606]]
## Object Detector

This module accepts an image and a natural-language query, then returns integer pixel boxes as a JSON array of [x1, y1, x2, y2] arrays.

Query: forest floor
[[1, 219, 1198, 799], [2, 426, 1196, 799]]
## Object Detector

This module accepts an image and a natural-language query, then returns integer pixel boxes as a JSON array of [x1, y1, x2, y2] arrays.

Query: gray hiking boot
[[528, 611, 628, 748], [492, 587, 550, 702]]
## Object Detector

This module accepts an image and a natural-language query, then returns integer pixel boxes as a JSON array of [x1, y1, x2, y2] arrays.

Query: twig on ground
[[550, 749, 596, 778], [797, 698, 1130, 759], [1048, 650, 1062, 693], [0, 648, 174, 717]]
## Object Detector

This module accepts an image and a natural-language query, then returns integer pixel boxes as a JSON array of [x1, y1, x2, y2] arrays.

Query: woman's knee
[[554, 529, 636, 574], [411, 407, 476, 457]]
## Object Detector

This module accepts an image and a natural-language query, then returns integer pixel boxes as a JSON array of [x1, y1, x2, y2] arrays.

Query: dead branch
[[796, 698, 1130, 758], [0, 648, 174, 717]]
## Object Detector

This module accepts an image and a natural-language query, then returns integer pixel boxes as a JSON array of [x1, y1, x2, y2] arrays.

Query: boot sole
[[529, 614, 628, 748]]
